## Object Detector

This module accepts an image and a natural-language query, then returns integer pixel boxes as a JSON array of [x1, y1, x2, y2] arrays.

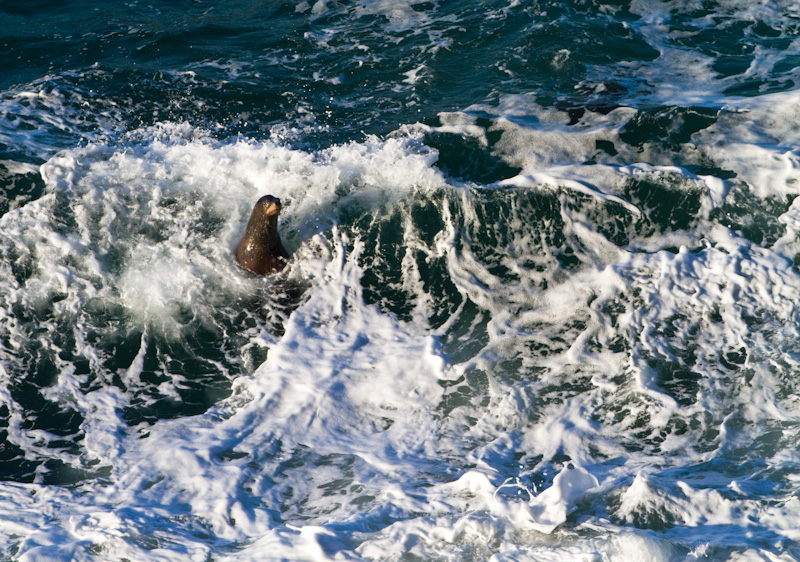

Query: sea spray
[[3, 1, 800, 560]]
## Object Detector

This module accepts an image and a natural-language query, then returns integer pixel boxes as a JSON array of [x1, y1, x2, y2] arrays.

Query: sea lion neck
[[247, 211, 279, 246], [245, 196, 282, 241]]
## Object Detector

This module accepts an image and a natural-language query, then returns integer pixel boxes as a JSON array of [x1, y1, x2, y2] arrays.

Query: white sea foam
[[0, 75, 123, 161], [4, 0, 800, 559], [0, 125, 463, 560], [3, 84, 800, 561], [626, 0, 800, 103]]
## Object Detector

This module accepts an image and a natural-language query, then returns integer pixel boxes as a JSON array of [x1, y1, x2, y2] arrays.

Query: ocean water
[[1, 0, 800, 560]]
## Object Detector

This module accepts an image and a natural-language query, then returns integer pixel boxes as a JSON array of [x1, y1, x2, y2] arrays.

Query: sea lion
[[235, 195, 290, 275]]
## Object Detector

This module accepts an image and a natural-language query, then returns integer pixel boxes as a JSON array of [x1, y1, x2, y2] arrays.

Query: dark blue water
[[2, 1, 800, 560]]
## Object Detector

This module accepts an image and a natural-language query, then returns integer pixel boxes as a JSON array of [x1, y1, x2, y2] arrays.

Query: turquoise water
[[2, 1, 800, 560]]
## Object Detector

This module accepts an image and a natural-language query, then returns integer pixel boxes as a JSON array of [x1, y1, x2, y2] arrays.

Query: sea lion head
[[235, 194, 290, 276], [256, 194, 282, 217]]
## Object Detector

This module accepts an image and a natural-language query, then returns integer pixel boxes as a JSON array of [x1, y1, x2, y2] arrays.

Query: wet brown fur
[[235, 195, 289, 275]]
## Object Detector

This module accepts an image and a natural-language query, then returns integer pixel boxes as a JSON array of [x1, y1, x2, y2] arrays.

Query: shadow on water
[[424, 127, 523, 185], [0, 165, 45, 217]]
